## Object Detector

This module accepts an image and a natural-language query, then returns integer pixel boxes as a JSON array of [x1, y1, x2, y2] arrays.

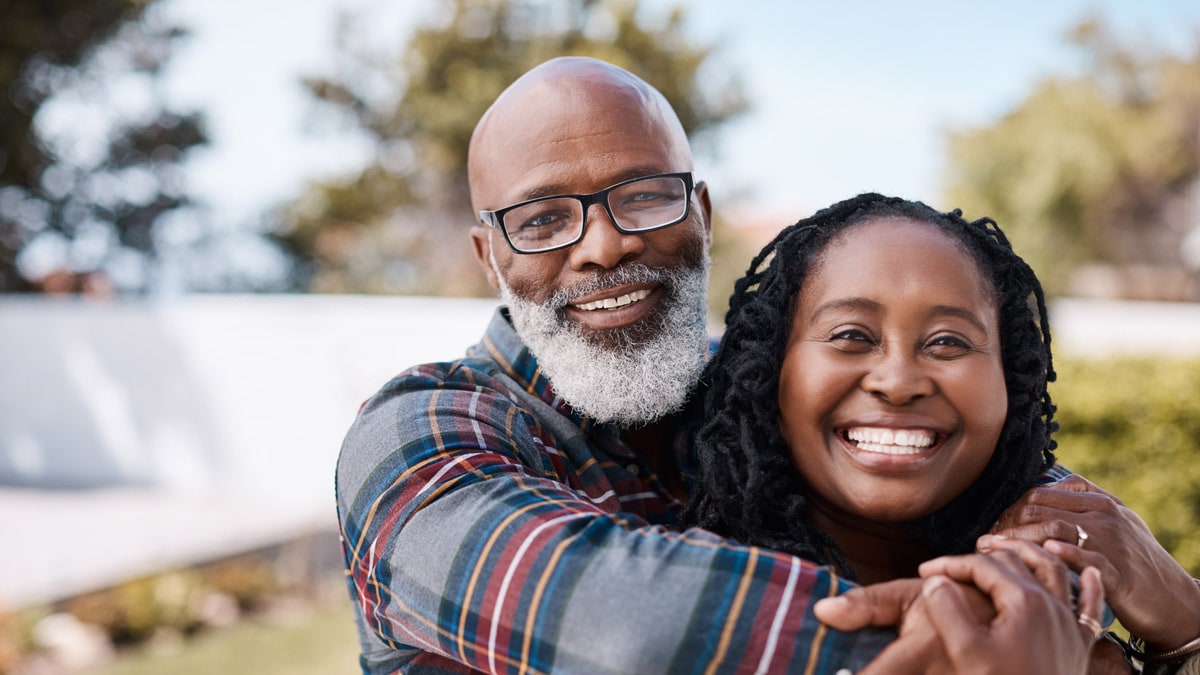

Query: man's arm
[[337, 365, 893, 674]]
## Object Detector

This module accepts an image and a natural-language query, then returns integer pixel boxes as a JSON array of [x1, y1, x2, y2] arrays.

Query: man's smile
[[572, 288, 651, 311]]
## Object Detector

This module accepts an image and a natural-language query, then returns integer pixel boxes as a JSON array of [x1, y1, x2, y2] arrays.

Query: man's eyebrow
[[523, 166, 672, 201], [810, 298, 991, 333]]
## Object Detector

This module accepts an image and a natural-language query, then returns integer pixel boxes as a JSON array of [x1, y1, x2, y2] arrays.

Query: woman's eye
[[926, 335, 973, 355], [830, 329, 874, 351]]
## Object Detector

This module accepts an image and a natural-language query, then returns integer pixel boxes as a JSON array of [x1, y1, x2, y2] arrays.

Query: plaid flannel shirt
[[336, 308, 893, 674]]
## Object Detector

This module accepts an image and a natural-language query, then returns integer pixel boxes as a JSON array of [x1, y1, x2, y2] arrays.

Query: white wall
[[0, 294, 500, 607], [0, 294, 500, 496]]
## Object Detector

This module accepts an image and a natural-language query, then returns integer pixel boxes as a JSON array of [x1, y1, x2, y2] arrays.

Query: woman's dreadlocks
[[682, 193, 1057, 579]]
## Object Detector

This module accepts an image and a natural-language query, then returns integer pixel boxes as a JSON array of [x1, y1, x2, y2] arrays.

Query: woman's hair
[[682, 193, 1057, 578]]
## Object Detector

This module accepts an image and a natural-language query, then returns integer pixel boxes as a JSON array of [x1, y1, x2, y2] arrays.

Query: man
[[335, 56, 1089, 673]]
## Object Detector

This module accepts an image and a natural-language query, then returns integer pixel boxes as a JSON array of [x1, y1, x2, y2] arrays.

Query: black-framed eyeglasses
[[479, 172, 696, 254]]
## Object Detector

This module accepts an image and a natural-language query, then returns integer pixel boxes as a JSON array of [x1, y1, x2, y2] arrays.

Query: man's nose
[[567, 204, 646, 270], [861, 349, 935, 405]]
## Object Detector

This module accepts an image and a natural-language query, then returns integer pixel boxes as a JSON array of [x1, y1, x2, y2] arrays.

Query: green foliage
[[1051, 356, 1200, 576], [274, 0, 748, 296], [0, 0, 207, 293], [943, 17, 1200, 296]]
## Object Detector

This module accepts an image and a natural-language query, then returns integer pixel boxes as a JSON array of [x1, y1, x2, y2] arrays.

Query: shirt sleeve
[[336, 366, 894, 674]]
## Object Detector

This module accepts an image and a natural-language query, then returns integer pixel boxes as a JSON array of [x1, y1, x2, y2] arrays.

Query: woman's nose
[[861, 350, 935, 405]]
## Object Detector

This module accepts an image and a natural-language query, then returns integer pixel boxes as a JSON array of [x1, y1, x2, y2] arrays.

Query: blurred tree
[[273, 0, 748, 299], [943, 17, 1200, 298], [0, 0, 206, 294]]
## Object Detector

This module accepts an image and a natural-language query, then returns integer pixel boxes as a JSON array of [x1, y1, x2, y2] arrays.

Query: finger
[[812, 578, 923, 630], [920, 576, 988, 661], [1077, 567, 1105, 633], [976, 535, 1073, 604], [1043, 538, 1118, 582], [1074, 566, 1106, 643], [921, 551, 1036, 587], [989, 517, 1081, 547], [919, 553, 1041, 618], [1045, 474, 1120, 503], [1000, 485, 1114, 520], [857, 637, 935, 675]]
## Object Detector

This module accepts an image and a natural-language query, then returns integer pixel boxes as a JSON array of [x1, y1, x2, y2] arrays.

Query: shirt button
[[627, 465, 640, 476]]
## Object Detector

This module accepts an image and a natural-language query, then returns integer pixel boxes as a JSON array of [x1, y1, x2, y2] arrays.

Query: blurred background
[[2, 0, 1200, 672]]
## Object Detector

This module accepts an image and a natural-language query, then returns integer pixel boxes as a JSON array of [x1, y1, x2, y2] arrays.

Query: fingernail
[[923, 576, 950, 598], [815, 596, 849, 611], [1045, 540, 1064, 554], [977, 535, 993, 551]]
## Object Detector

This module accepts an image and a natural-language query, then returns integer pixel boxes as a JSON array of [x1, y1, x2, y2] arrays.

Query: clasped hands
[[816, 473, 1200, 674], [815, 537, 1111, 675]]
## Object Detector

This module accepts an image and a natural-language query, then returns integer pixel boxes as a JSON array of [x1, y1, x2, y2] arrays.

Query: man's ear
[[695, 180, 714, 246], [470, 226, 501, 289]]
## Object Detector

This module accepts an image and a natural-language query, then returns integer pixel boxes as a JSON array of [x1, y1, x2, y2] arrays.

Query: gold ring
[[1077, 613, 1103, 638], [1075, 524, 1089, 549]]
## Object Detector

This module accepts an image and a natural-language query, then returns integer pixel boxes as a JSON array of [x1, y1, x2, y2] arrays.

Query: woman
[[684, 193, 1200, 673]]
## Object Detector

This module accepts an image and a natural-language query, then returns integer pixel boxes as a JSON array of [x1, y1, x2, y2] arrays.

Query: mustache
[[546, 264, 672, 310]]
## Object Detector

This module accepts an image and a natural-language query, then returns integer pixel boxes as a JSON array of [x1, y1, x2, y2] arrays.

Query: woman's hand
[[817, 544, 1107, 674], [910, 550, 1105, 675], [990, 473, 1200, 650], [974, 535, 1131, 674]]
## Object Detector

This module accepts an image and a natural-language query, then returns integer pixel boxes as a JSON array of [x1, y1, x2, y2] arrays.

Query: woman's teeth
[[846, 427, 936, 455], [574, 289, 651, 311]]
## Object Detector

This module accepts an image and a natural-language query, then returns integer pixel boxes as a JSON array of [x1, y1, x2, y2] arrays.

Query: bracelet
[[1145, 636, 1200, 663]]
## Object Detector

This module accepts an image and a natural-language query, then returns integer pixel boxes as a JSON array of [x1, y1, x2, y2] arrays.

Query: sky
[[157, 0, 1200, 233]]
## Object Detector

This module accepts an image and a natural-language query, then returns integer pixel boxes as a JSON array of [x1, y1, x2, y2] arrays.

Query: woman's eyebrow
[[809, 297, 881, 322], [810, 298, 992, 333], [926, 305, 992, 333]]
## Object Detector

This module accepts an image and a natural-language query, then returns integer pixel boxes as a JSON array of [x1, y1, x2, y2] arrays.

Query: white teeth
[[846, 427, 936, 455], [574, 289, 651, 311]]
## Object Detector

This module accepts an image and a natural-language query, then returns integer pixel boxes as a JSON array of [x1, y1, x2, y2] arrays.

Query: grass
[[83, 596, 361, 675]]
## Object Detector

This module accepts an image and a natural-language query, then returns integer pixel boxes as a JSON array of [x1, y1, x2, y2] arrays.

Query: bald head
[[467, 57, 694, 214]]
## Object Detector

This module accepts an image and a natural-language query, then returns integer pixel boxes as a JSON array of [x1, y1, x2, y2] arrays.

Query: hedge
[[1050, 356, 1200, 576]]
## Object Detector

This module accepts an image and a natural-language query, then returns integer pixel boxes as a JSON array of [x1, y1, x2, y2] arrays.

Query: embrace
[[335, 57, 1200, 674]]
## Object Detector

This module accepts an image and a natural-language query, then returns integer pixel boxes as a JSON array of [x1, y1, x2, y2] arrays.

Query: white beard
[[492, 253, 710, 428]]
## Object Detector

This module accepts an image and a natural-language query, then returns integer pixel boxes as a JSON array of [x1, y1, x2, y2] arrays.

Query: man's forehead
[[469, 71, 688, 205], [478, 71, 659, 147]]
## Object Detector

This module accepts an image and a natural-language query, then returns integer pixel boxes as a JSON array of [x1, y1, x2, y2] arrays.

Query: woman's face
[[778, 216, 1007, 525]]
